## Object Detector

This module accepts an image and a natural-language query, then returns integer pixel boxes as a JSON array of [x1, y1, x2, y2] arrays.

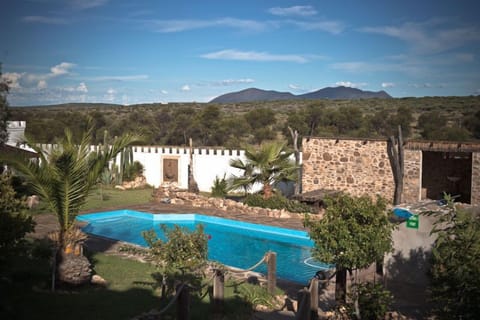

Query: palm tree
[[0, 125, 140, 251], [229, 142, 298, 199]]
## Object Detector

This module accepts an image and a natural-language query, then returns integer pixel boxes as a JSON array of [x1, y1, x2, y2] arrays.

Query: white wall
[[38, 144, 300, 193], [6, 121, 26, 145], [128, 146, 247, 191]]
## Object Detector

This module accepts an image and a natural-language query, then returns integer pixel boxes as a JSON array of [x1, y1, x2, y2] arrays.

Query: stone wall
[[301, 137, 480, 205], [472, 152, 480, 205], [302, 138, 397, 201]]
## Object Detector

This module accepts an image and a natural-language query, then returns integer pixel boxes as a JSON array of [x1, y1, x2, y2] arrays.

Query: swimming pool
[[77, 210, 330, 284]]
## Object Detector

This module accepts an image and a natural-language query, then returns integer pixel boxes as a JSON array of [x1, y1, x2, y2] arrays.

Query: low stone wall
[[154, 183, 299, 219]]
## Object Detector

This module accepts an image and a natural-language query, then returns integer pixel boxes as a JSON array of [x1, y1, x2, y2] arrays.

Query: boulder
[[91, 274, 108, 286]]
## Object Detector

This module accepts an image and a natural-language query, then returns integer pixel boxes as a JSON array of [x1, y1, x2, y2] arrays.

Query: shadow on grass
[[385, 247, 435, 319], [0, 239, 265, 320]]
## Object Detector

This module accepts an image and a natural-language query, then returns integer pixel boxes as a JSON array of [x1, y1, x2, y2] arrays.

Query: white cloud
[[268, 6, 317, 17], [201, 49, 309, 63], [288, 20, 345, 34], [77, 82, 88, 93], [88, 75, 149, 81], [335, 81, 368, 88], [359, 20, 480, 54], [148, 18, 267, 33], [161, 90, 168, 94], [2, 72, 24, 89], [37, 80, 48, 90], [16, 62, 76, 87], [50, 62, 76, 76], [70, 0, 109, 10], [381, 82, 395, 88], [218, 78, 255, 86], [181, 85, 191, 91], [22, 16, 68, 25], [330, 61, 420, 75], [410, 83, 433, 88], [105, 88, 116, 102]]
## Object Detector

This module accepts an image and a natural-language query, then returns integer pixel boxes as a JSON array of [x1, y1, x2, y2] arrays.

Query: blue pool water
[[77, 210, 330, 284]]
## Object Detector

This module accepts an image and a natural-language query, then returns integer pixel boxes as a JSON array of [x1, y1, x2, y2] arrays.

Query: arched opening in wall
[[421, 151, 472, 204]]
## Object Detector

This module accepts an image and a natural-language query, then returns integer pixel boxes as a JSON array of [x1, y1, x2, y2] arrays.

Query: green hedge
[[244, 194, 312, 213]]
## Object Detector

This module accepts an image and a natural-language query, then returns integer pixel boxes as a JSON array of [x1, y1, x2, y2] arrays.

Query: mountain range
[[210, 86, 392, 103]]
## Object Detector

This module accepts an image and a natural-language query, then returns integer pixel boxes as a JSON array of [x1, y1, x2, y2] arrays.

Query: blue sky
[[1, 0, 480, 106]]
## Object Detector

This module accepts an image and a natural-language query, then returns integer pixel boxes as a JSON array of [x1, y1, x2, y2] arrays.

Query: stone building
[[302, 137, 480, 205]]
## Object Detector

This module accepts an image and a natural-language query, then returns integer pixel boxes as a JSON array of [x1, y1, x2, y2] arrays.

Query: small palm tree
[[0, 125, 140, 250], [229, 142, 298, 199]]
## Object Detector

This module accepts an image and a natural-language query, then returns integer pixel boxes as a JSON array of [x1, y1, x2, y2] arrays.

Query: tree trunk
[[387, 126, 404, 205], [263, 184, 273, 199], [335, 267, 347, 303], [288, 126, 301, 195], [188, 138, 199, 193]]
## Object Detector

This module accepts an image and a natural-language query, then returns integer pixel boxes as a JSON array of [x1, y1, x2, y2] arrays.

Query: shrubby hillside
[[9, 96, 480, 148]]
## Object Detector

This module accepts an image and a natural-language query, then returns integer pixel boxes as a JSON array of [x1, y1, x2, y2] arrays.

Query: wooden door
[[163, 158, 178, 182]]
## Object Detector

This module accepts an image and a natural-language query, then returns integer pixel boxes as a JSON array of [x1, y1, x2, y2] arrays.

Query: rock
[[279, 210, 291, 219], [91, 274, 108, 286]]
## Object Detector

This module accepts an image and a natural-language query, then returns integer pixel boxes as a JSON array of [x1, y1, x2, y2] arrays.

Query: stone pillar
[[403, 150, 422, 203]]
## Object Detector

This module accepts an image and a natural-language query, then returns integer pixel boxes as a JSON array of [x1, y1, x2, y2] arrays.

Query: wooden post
[[288, 126, 301, 195], [267, 251, 277, 295], [213, 269, 224, 314], [387, 125, 404, 205], [309, 278, 319, 320], [177, 284, 190, 320], [296, 288, 311, 320]]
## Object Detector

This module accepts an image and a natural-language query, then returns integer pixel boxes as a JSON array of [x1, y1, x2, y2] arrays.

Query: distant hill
[[210, 88, 296, 103], [210, 86, 391, 103]]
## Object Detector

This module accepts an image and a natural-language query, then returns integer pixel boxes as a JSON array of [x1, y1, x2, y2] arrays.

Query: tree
[[0, 63, 9, 145], [229, 142, 297, 199], [391, 105, 413, 138], [417, 111, 447, 139], [244, 108, 276, 144], [305, 103, 325, 136], [464, 110, 480, 139], [429, 197, 480, 319], [0, 174, 35, 266], [305, 194, 395, 302], [0, 125, 140, 252]]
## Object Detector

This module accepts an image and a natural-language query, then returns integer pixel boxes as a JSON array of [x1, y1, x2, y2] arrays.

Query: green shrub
[[244, 194, 312, 213], [348, 282, 393, 320], [142, 224, 208, 294], [211, 175, 228, 198]]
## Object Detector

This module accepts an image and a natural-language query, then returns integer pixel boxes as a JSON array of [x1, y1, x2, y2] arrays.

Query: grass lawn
[[0, 245, 270, 320], [30, 186, 154, 215]]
